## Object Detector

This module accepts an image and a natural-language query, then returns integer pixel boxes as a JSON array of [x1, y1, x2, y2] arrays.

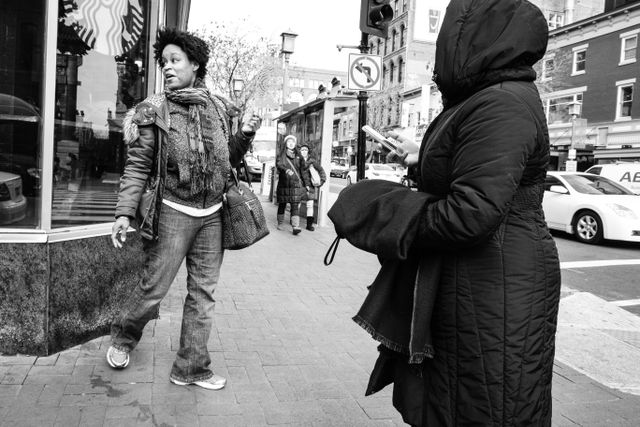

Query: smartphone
[[362, 125, 398, 151]]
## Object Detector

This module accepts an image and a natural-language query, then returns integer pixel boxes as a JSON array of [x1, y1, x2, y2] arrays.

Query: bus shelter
[[275, 96, 359, 227]]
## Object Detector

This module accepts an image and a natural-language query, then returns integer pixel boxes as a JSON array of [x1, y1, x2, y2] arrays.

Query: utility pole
[[356, 32, 369, 181], [356, 0, 393, 181]]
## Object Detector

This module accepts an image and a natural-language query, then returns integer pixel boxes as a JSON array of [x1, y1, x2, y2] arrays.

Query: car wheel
[[573, 210, 603, 244]]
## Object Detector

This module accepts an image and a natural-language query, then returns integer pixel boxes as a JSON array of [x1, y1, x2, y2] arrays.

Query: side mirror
[[549, 185, 569, 194]]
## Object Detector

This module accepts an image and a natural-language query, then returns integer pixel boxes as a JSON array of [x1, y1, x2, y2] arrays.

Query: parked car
[[0, 171, 27, 225], [346, 163, 402, 185], [243, 154, 262, 181], [542, 171, 640, 244], [330, 158, 350, 178], [585, 162, 640, 194], [0, 154, 40, 197]]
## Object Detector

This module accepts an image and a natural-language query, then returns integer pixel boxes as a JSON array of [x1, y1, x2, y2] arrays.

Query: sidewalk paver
[[1, 197, 640, 426]]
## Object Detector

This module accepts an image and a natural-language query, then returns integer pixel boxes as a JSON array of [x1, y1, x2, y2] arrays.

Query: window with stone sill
[[541, 58, 554, 81], [616, 84, 633, 120], [572, 49, 587, 75], [620, 34, 637, 65]]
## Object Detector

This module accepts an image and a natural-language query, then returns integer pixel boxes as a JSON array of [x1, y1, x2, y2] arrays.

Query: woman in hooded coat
[[369, 0, 562, 425]]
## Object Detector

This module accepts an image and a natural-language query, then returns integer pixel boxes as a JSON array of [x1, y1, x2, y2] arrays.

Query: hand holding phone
[[386, 130, 420, 166], [362, 125, 399, 152]]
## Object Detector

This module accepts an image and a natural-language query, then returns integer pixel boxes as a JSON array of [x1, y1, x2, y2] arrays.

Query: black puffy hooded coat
[[411, 0, 562, 425]]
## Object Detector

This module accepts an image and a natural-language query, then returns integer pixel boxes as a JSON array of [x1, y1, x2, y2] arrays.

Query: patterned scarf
[[165, 79, 228, 194]]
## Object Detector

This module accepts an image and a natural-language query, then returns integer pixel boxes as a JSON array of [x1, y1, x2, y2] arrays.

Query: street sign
[[347, 53, 382, 91], [566, 160, 577, 172], [568, 148, 577, 160]]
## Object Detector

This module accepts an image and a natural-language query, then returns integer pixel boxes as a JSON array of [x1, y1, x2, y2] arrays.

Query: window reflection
[[53, 0, 149, 227], [0, 1, 46, 228]]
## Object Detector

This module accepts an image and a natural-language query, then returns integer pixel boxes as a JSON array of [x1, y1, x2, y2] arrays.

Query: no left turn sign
[[347, 54, 382, 92]]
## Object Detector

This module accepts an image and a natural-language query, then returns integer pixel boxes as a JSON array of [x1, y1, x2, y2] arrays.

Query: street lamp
[[280, 30, 298, 114], [232, 78, 244, 102], [567, 100, 582, 171]]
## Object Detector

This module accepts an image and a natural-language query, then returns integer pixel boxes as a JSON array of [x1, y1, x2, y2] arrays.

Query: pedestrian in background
[[67, 153, 78, 180], [108, 28, 261, 391], [276, 134, 307, 235], [316, 84, 329, 100], [299, 142, 326, 231], [361, 0, 561, 425]]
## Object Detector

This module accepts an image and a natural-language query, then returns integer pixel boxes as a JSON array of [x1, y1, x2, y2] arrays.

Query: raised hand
[[241, 114, 262, 134]]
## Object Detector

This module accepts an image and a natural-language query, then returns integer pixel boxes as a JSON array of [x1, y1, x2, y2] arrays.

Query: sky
[[188, 0, 362, 72]]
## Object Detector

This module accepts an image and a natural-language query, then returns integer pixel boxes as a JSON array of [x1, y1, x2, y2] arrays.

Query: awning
[[594, 148, 640, 159]]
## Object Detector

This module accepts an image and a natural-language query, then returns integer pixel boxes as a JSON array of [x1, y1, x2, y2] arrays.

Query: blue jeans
[[111, 205, 224, 382]]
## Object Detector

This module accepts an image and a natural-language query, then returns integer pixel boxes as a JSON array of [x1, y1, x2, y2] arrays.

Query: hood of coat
[[433, 0, 548, 107]]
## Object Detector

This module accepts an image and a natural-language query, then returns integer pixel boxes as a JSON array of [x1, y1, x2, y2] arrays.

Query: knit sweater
[[163, 95, 232, 208]]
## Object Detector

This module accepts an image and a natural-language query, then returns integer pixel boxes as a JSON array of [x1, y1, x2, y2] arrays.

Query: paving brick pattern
[[1, 200, 640, 426]]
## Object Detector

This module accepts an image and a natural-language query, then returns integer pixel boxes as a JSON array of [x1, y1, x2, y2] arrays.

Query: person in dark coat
[[365, 0, 562, 425], [299, 143, 326, 231], [276, 134, 307, 235]]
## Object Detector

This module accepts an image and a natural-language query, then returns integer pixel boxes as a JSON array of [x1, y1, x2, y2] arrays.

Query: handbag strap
[[286, 156, 302, 182]]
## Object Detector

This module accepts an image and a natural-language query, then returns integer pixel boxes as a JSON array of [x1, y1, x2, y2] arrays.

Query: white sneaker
[[170, 374, 227, 390], [106, 346, 130, 369]]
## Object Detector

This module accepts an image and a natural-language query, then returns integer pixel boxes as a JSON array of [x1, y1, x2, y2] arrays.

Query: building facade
[[0, 0, 191, 355], [539, 1, 640, 170], [366, 0, 436, 133], [362, 0, 608, 146]]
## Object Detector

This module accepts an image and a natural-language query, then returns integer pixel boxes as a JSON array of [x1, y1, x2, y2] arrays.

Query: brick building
[[539, 0, 640, 170]]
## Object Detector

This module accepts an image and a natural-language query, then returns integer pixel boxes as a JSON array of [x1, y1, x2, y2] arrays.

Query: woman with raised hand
[[108, 28, 261, 391]]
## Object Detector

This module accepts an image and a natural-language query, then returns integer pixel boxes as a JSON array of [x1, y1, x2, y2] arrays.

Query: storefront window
[[53, 0, 150, 227], [0, 1, 46, 229], [547, 93, 583, 124]]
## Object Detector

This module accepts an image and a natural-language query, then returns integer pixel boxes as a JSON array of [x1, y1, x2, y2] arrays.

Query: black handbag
[[133, 103, 167, 240], [222, 166, 270, 250]]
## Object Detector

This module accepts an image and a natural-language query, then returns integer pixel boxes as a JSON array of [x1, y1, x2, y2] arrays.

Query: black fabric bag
[[133, 102, 167, 240], [326, 180, 438, 261], [222, 167, 269, 250], [135, 175, 159, 240]]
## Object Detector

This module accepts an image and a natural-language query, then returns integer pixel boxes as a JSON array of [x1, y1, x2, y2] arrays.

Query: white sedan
[[543, 171, 640, 244], [346, 163, 403, 185]]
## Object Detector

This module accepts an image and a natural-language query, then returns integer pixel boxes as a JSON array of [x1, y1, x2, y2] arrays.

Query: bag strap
[[323, 236, 341, 266], [240, 161, 253, 187], [286, 156, 302, 182]]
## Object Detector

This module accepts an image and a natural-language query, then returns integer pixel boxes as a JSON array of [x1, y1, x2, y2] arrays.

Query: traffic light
[[360, 0, 394, 38]]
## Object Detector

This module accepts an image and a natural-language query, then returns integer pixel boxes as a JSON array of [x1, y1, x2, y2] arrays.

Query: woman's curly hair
[[153, 27, 209, 80]]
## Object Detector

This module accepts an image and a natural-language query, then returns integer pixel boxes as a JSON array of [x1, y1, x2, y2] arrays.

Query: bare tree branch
[[194, 19, 282, 121]]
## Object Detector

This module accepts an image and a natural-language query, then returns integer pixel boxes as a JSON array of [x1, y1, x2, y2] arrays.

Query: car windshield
[[370, 164, 394, 171], [563, 174, 635, 195]]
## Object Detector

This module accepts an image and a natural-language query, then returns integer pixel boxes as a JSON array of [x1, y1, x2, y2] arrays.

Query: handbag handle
[[226, 160, 255, 199]]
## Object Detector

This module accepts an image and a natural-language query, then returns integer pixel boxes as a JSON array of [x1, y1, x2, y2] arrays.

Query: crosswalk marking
[[561, 259, 640, 269], [611, 299, 640, 307], [52, 189, 118, 224]]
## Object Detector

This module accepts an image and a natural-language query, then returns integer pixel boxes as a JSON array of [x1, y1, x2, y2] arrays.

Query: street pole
[[356, 32, 369, 181], [281, 54, 289, 115]]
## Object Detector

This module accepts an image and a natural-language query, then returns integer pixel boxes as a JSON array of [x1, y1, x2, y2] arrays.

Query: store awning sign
[[348, 54, 382, 92]]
